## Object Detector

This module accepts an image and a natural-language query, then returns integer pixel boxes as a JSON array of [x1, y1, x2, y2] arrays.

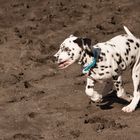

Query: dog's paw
[[122, 105, 135, 113]]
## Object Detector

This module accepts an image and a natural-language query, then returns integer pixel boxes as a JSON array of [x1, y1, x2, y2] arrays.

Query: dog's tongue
[[58, 61, 70, 69]]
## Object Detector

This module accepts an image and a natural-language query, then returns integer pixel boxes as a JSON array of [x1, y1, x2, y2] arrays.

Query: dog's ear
[[82, 38, 92, 47], [73, 37, 92, 49], [82, 38, 92, 53], [73, 38, 83, 48]]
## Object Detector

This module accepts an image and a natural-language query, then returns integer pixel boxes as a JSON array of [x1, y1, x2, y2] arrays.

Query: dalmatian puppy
[[54, 26, 140, 113]]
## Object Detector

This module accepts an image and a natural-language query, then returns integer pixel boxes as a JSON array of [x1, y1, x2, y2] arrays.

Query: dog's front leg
[[85, 78, 102, 102]]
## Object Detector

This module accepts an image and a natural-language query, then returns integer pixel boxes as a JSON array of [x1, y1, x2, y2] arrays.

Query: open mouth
[[58, 60, 71, 69]]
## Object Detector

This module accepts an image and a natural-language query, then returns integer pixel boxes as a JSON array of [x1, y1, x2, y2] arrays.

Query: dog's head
[[54, 35, 92, 69]]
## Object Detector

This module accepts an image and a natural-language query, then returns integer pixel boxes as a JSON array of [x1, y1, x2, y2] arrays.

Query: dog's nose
[[58, 58, 63, 62], [53, 55, 58, 62]]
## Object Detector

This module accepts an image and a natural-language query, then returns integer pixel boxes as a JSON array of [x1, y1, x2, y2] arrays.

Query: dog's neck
[[78, 49, 93, 67]]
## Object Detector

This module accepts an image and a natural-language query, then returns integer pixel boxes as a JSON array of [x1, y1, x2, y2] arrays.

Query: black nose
[[53, 56, 58, 62]]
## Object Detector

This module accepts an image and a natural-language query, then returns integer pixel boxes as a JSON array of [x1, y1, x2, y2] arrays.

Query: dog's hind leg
[[122, 60, 140, 112], [113, 75, 132, 102]]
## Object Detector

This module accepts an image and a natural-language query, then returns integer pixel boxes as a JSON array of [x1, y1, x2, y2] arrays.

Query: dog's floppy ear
[[82, 38, 92, 53], [74, 37, 94, 57], [73, 37, 92, 49], [73, 38, 83, 48], [82, 38, 92, 47]]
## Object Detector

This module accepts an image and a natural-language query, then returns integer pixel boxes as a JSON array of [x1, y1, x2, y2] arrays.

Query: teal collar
[[82, 49, 98, 74]]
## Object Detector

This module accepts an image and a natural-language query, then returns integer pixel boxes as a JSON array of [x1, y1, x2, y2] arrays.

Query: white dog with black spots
[[54, 26, 140, 113]]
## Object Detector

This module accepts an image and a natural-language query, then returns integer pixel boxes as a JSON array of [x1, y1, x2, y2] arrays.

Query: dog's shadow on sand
[[92, 90, 140, 110]]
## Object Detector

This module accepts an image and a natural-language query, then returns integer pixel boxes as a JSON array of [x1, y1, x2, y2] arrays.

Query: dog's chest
[[88, 61, 114, 80]]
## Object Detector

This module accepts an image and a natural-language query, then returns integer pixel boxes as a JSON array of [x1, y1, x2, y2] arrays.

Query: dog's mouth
[[58, 60, 72, 69]]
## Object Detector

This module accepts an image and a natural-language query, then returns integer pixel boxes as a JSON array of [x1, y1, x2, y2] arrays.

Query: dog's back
[[112, 27, 139, 63], [101, 26, 140, 67]]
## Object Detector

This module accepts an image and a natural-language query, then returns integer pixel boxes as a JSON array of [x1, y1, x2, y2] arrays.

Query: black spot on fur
[[121, 64, 124, 68], [137, 83, 140, 92], [71, 56, 74, 60], [80, 56, 85, 65], [116, 81, 121, 84], [112, 75, 118, 80], [114, 69, 118, 73], [116, 88, 119, 91], [116, 53, 119, 57], [109, 44, 115, 47], [87, 85, 94, 88], [99, 73, 104, 76], [100, 65, 105, 68], [126, 49, 129, 55], [131, 56, 134, 59], [126, 57, 128, 61], [115, 83, 119, 87], [136, 42, 140, 48], [98, 56, 103, 62], [126, 42, 130, 47], [117, 57, 122, 65], [85, 58, 87, 63], [127, 39, 134, 43], [81, 61, 85, 65], [101, 52, 106, 56], [106, 71, 109, 74]]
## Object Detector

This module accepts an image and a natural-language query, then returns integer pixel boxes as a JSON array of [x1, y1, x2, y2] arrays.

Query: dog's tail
[[123, 26, 135, 37]]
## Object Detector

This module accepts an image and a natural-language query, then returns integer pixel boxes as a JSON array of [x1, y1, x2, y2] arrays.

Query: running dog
[[54, 26, 140, 112]]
